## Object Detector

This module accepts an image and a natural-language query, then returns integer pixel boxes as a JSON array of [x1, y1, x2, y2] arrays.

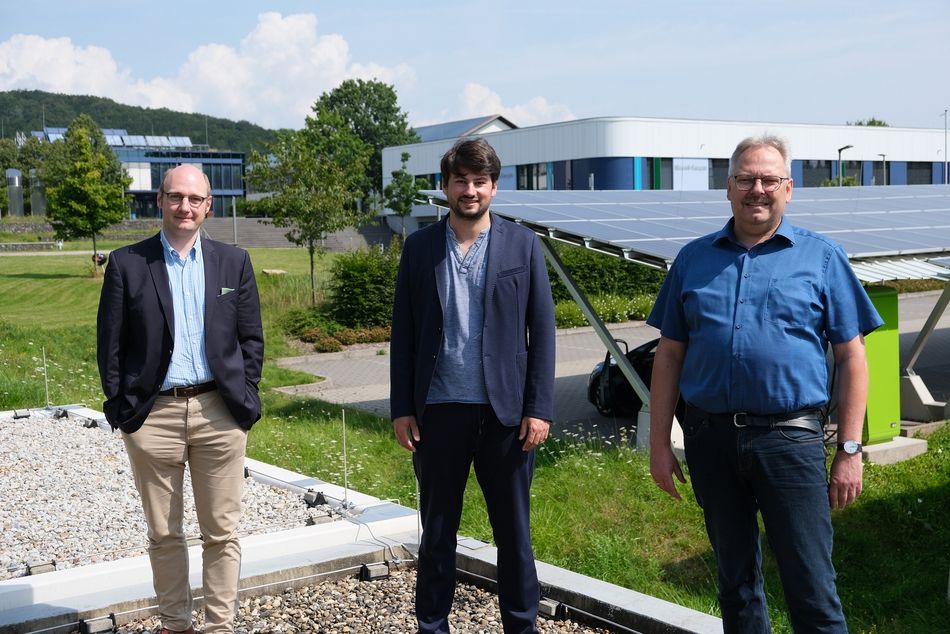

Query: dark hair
[[440, 137, 501, 184]]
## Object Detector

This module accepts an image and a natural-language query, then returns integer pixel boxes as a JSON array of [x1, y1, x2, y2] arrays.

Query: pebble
[[1, 411, 613, 633], [0, 410, 335, 580]]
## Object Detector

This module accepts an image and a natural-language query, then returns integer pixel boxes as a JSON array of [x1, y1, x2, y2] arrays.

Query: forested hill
[[0, 90, 279, 154]]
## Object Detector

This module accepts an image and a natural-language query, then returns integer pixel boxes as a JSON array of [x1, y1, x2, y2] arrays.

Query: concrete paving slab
[[863, 436, 929, 465]]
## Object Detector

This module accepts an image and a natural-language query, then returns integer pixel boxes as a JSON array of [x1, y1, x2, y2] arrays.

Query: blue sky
[[2, 1, 949, 131]]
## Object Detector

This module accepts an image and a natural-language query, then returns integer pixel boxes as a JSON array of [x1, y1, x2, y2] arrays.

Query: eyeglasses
[[162, 192, 210, 207], [731, 175, 789, 192]]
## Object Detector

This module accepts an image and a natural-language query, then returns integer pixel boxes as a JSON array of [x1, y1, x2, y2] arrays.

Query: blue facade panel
[[934, 162, 947, 185], [634, 157, 643, 190], [571, 157, 633, 190], [498, 165, 517, 190], [791, 160, 804, 185], [862, 161, 873, 186], [552, 161, 569, 189], [890, 162, 908, 185]]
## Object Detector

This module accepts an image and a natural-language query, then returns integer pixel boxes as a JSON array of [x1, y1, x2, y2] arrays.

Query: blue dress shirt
[[647, 218, 883, 414], [159, 230, 213, 390]]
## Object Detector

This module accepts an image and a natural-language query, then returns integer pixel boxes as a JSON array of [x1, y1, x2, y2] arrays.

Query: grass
[[1, 248, 948, 633]]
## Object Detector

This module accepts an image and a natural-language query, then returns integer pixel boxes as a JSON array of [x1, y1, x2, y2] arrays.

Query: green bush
[[547, 242, 665, 303], [326, 243, 400, 328], [553, 293, 657, 328], [554, 301, 587, 328]]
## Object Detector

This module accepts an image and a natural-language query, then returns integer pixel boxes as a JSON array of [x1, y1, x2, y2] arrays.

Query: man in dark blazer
[[97, 164, 263, 634], [391, 138, 555, 634]]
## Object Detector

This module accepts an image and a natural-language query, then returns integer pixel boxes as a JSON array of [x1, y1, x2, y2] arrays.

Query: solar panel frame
[[423, 185, 950, 275]]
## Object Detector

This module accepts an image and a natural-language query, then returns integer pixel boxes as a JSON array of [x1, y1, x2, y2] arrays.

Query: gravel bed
[[104, 569, 613, 634], [0, 409, 336, 580], [2, 410, 618, 632]]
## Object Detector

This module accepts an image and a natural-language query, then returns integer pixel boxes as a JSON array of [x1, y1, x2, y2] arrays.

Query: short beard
[[451, 201, 490, 221]]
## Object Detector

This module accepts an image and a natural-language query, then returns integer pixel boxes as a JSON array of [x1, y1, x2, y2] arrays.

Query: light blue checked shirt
[[159, 230, 213, 390]]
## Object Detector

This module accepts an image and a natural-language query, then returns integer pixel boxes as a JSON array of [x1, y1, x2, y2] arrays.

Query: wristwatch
[[837, 440, 863, 455]]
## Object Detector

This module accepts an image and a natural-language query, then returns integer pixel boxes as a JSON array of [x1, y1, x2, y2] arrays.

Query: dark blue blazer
[[390, 213, 555, 427], [97, 233, 264, 433]]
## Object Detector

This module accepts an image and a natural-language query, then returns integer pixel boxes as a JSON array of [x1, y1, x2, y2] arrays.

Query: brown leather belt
[[686, 404, 824, 434], [158, 381, 217, 398]]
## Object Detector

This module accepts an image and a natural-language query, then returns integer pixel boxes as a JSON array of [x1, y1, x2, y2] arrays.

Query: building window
[[516, 162, 548, 190], [907, 161, 932, 185], [709, 159, 729, 189], [801, 160, 831, 187]]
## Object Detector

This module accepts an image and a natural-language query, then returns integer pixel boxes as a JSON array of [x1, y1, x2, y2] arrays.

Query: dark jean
[[413, 402, 539, 634], [682, 410, 847, 634]]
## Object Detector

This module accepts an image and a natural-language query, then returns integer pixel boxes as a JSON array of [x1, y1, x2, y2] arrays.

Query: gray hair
[[728, 135, 791, 177]]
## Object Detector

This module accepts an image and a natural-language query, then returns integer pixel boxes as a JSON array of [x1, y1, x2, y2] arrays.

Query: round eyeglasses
[[163, 192, 210, 207], [731, 175, 789, 192]]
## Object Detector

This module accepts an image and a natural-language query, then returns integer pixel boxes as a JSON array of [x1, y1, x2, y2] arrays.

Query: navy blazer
[[97, 233, 264, 433], [390, 213, 555, 427]]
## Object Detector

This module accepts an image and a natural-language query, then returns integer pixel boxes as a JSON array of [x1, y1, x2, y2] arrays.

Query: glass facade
[[801, 160, 832, 187], [709, 159, 730, 189], [907, 162, 933, 185]]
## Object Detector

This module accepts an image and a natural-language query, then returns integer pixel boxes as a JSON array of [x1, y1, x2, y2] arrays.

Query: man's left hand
[[829, 452, 863, 509], [519, 416, 550, 451]]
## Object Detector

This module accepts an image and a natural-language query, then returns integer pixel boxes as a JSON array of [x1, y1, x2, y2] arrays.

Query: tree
[[0, 138, 17, 214], [43, 114, 131, 272], [315, 79, 419, 208], [848, 118, 889, 127], [383, 152, 430, 239], [244, 107, 371, 305]]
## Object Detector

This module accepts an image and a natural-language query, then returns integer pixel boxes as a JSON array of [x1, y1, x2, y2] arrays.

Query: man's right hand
[[393, 415, 420, 452], [650, 444, 686, 501]]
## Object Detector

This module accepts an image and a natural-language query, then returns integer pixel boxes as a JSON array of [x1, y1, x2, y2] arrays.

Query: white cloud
[[460, 83, 575, 127], [0, 13, 416, 129]]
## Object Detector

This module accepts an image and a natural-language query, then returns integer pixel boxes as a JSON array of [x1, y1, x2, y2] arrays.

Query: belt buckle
[[733, 412, 749, 428]]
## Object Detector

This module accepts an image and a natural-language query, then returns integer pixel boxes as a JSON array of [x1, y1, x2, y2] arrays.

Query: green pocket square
[[219, 287, 235, 296]]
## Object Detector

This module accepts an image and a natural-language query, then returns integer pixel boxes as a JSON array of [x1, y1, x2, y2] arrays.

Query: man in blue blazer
[[391, 138, 556, 633], [97, 164, 263, 634]]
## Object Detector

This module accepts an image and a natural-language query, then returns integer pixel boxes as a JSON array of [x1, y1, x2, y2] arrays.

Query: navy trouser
[[681, 410, 847, 634], [413, 402, 539, 634]]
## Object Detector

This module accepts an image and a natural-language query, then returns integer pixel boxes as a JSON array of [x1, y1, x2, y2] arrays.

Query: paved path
[[275, 291, 950, 440]]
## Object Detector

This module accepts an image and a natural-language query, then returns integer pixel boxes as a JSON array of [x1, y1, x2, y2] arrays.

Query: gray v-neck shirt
[[426, 222, 491, 405]]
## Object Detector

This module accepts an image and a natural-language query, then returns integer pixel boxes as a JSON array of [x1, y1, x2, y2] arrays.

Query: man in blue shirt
[[98, 164, 263, 634], [390, 138, 556, 633], [647, 136, 883, 633]]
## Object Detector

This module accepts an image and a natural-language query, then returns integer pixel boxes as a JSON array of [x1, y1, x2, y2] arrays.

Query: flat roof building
[[31, 127, 245, 218]]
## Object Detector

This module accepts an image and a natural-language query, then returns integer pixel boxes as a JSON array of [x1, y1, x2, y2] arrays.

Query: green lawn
[[1, 249, 948, 633]]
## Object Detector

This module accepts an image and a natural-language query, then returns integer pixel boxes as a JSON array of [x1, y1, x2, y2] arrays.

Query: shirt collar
[[713, 217, 795, 248], [159, 229, 203, 262]]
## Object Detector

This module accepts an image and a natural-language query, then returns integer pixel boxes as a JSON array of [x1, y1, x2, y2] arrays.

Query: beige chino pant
[[122, 390, 247, 634]]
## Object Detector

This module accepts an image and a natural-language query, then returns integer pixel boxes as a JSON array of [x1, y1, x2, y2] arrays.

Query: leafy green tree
[[43, 114, 131, 272], [383, 152, 430, 238], [245, 107, 371, 305], [0, 138, 17, 213], [315, 79, 419, 208], [848, 117, 889, 127]]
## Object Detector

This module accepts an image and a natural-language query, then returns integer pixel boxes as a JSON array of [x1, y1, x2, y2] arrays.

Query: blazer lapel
[[202, 238, 218, 328], [146, 234, 175, 340], [433, 217, 449, 310], [483, 212, 506, 306]]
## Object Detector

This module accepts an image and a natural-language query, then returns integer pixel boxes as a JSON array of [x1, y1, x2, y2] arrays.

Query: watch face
[[843, 440, 861, 454]]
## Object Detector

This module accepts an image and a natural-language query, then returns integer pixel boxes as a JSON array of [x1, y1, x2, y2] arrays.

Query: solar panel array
[[426, 186, 950, 273]]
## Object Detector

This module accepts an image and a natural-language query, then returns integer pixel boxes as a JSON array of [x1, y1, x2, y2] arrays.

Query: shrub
[[311, 335, 343, 353], [547, 242, 665, 303], [326, 243, 400, 328], [554, 301, 587, 328]]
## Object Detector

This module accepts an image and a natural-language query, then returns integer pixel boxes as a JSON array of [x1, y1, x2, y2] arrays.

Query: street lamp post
[[878, 153, 886, 186], [943, 109, 948, 185], [837, 144, 854, 187]]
